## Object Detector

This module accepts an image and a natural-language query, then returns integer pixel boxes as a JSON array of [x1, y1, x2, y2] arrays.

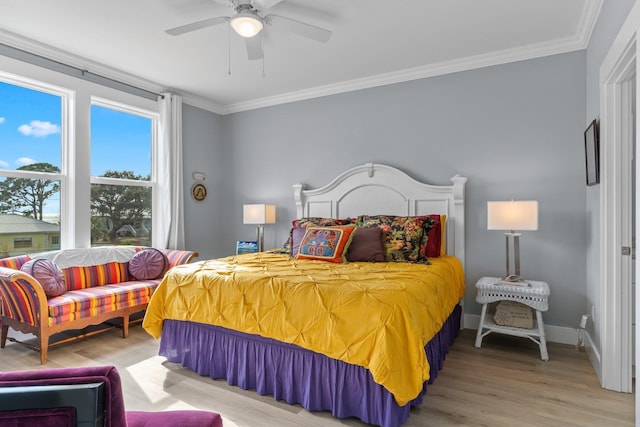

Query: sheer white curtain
[[155, 93, 185, 249]]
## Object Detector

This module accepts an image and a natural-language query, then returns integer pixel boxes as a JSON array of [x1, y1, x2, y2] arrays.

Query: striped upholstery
[[162, 249, 197, 269], [0, 269, 40, 326], [46, 280, 158, 326], [62, 262, 131, 291], [0, 255, 32, 270]]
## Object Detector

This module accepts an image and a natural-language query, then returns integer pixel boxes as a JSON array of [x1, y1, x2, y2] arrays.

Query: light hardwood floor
[[0, 326, 634, 427]]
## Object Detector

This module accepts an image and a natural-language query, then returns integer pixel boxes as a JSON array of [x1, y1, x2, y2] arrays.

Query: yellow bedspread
[[143, 252, 465, 406]]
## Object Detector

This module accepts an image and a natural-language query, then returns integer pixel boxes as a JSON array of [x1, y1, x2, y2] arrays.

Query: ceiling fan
[[165, 0, 332, 61]]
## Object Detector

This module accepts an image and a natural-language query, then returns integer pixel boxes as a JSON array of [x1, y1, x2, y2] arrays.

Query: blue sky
[[0, 80, 151, 177]]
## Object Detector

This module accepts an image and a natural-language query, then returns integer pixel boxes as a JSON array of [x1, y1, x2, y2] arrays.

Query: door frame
[[599, 2, 639, 396]]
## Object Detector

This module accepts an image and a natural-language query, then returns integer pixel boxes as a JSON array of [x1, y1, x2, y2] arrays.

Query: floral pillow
[[281, 217, 353, 254], [356, 215, 438, 262], [294, 225, 357, 263]]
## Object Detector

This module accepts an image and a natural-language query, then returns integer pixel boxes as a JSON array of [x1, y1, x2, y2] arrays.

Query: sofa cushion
[[62, 262, 131, 291], [47, 280, 158, 326], [128, 248, 167, 280], [0, 254, 32, 270], [21, 259, 66, 298]]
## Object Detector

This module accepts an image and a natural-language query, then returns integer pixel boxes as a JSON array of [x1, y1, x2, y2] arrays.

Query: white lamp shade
[[243, 204, 276, 225], [230, 13, 264, 37], [487, 200, 538, 231]]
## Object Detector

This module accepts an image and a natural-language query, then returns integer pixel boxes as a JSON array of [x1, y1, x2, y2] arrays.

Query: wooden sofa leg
[[1, 323, 7, 348], [39, 334, 49, 365], [122, 316, 129, 338]]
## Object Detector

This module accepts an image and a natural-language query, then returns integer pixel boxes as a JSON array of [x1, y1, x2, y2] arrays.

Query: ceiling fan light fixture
[[230, 12, 264, 38]]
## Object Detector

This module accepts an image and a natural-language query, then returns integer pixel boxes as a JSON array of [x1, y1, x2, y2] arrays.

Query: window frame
[[0, 58, 160, 251], [89, 97, 157, 247]]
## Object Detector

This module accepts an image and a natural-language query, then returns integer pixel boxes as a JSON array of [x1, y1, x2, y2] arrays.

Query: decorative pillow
[[281, 217, 353, 254], [356, 215, 437, 262], [295, 225, 357, 263], [21, 259, 65, 298], [425, 214, 446, 258], [346, 227, 385, 262], [128, 248, 168, 280]]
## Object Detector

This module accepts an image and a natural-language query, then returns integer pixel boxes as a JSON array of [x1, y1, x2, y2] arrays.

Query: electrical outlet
[[580, 314, 590, 329], [591, 305, 596, 322]]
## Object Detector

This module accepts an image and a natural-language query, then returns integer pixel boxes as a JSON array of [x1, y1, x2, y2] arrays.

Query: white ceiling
[[0, 0, 600, 114]]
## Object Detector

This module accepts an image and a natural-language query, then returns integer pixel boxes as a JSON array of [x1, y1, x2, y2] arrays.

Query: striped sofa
[[0, 246, 198, 364]]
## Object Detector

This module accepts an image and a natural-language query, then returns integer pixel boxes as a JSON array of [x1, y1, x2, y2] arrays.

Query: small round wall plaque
[[191, 182, 207, 202]]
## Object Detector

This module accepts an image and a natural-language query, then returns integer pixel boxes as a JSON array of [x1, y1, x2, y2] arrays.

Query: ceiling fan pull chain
[[228, 25, 232, 75], [262, 37, 266, 78]]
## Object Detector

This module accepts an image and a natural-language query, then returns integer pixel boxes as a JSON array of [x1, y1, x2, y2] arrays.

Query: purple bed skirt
[[159, 304, 461, 427]]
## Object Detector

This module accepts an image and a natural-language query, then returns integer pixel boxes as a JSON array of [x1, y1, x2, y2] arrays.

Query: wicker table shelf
[[474, 276, 550, 360]]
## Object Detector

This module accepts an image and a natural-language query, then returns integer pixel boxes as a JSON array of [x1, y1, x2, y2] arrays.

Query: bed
[[143, 163, 467, 427]]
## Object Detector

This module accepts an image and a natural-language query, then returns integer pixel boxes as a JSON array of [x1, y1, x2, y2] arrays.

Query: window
[[14, 237, 33, 249], [0, 59, 160, 254], [90, 100, 156, 247], [0, 78, 64, 256]]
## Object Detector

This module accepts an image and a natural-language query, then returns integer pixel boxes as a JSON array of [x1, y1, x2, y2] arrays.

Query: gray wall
[[208, 52, 586, 328], [182, 103, 225, 260], [584, 0, 636, 353]]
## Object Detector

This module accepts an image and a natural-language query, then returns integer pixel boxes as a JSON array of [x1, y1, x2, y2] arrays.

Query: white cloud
[[0, 117, 5, 124], [18, 120, 60, 137], [0, 160, 8, 168], [16, 157, 36, 166]]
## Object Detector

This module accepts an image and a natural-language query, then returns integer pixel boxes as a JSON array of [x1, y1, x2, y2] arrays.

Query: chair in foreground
[[0, 365, 223, 427]]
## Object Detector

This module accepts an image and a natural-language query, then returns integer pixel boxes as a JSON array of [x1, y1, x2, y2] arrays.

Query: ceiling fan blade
[[252, 0, 284, 9], [166, 16, 229, 36], [265, 14, 332, 43], [245, 35, 264, 60]]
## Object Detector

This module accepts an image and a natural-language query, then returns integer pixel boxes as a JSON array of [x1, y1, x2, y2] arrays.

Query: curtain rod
[[0, 43, 162, 101]]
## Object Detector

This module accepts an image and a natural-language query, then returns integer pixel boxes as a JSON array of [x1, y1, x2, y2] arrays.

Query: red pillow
[[425, 214, 445, 257]]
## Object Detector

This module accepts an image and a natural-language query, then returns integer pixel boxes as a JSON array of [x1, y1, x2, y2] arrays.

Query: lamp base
[[504, 231, 522, 279]]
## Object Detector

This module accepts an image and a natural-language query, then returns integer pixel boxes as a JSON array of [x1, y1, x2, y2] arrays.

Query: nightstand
[[474, 276, 550, 360]]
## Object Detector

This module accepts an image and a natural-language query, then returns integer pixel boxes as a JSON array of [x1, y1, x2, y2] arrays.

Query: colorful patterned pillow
[[21, 259, 66, 297], [281, 217, 353, 254], [294, 225, 357, 263], [128, 248, 168, 280], [356, 215, 438, 262], [346, 227, 385, 262], [426, 214, 446, 257]]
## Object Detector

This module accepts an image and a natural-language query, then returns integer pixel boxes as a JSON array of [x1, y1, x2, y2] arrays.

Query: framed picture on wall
[[584, 119, 600, 186], [236, 240, 258, 255]]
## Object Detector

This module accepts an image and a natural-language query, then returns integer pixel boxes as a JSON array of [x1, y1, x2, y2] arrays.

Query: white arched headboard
[[293, 163, 467, 268]]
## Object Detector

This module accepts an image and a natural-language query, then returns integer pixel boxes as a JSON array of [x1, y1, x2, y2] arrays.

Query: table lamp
[[243, 204, 276, 252], [487, 200, 538, 281]]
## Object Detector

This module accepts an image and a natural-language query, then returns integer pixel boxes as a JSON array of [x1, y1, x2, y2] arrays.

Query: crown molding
[[0, 0, 603, 116], [223, 35, 587, 114], [577, 0, 604, 47], [0, 29, 169, 97]]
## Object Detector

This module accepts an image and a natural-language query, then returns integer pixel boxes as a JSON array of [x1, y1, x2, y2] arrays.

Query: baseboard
[[464, 313, 580, 345], [583, 329, 602, 384]]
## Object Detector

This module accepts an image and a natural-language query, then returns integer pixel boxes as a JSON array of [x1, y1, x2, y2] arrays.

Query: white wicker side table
[[474, 276, 550, 361]]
